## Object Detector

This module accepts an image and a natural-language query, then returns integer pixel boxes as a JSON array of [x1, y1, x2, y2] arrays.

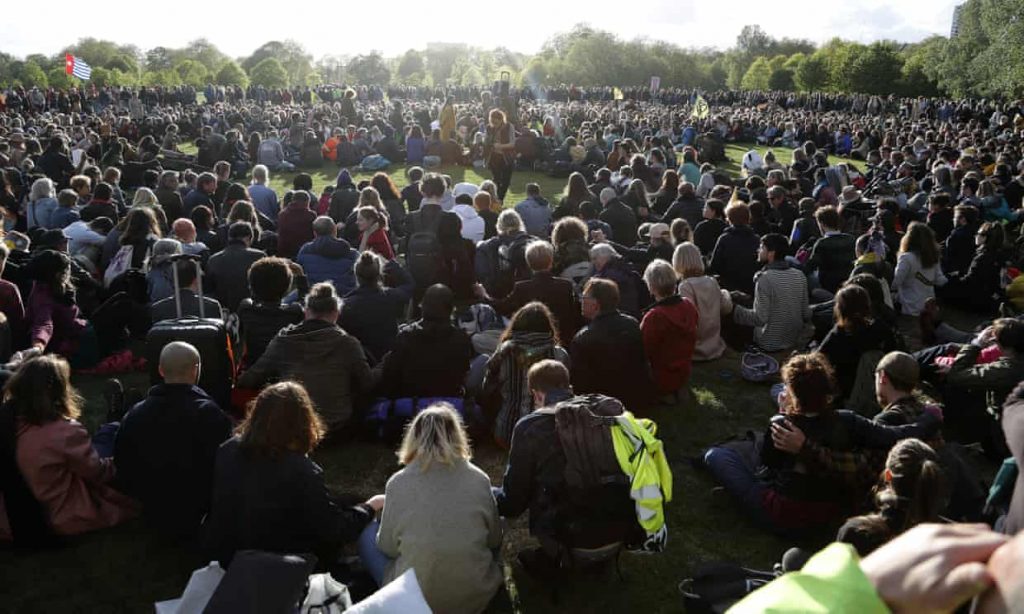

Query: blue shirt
[[514, 197, 552, 238], [248, 184, 280, 222]]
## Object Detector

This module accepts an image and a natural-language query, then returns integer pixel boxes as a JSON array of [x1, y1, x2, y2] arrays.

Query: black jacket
[[662, 196, 704, 229], [807, 232, 857, 294], [570, 311, 653, 412], [206, 242, 266, 312], [944, 223, 979, 276], [114, 384, 232, 538], [339, 262, 414, 363], [709, 225, 761, 295], [494, 389, 573, 542], [237, 300, 304, 367], [203, 437, 373, 566], [599, 199, 638, 247], [380, 318, 475, 399], [693, 218, 727, 257], [490, 271, 582, 343]]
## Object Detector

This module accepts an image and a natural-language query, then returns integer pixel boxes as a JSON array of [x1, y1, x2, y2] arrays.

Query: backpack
[[546, 395, 644, 549], [679, 563, 779, 613], [406, 209, 443, 286], [104, 243, 147, 287], [558, 260, 594, 298], [359, 154, 391, 172], [494, 234, 531, 296]]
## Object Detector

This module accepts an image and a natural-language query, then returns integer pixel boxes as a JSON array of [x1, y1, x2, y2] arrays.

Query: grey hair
[[252, 164, 269, 184], [30, 177, 54, 202], [497, 209, 524, 234], [589, 242, 618, 262], [643, 259, 678, 298]]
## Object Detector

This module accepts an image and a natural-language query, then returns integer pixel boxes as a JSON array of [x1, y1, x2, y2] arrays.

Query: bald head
[[159, 341, 201, 384], [172, 218, 196, 243]]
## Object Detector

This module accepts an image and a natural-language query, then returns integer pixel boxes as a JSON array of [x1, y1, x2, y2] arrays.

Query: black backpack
[[406, 208, 443, 287], [493, 233, 532, 297], [679, 563, 779, 613]]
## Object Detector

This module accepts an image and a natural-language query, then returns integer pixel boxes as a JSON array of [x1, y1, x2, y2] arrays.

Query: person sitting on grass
[[203, 381, 382, 567], [0, 355, 138, 542], [494, 360, 639, 577], [640, 259, 699, 405], [113, 341, 232, 539], [357, 403, 503, 613]]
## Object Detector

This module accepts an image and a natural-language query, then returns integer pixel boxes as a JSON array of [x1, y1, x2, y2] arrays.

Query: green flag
[[692, 94, 710, 119]]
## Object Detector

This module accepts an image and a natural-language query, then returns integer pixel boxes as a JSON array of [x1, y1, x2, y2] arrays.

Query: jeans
[[357, 520, 392, 586], [704, 445, 769, 526], [92, 422, 119, 458]]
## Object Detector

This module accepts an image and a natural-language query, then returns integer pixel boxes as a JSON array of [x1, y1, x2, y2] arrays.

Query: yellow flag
[[691, 94, 709, 119], [613, 87, 624, 101]]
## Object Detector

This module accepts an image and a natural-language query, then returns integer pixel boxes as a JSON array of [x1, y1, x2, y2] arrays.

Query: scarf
[[494, 331, 556, 443], [358, 223, 380, 253]]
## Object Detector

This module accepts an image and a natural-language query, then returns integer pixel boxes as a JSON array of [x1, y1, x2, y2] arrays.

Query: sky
[[0, 0, 961, 60]]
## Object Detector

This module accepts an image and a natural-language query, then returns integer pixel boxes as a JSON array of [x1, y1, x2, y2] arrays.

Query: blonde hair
[[397, 403, 471, 470], [673, 242, 705, 278]]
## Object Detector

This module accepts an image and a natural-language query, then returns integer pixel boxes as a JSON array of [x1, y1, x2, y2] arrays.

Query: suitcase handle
[[168, 253, 207, 319]]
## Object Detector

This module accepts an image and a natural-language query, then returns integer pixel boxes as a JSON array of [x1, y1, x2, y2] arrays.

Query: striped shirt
[[733, 262, 810, 352]]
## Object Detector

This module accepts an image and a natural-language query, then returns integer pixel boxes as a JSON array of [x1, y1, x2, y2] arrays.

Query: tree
[[180, 38, 227, 72], [736, 25, 774, 58], [216, 61, 249, 88], [173, 59, 209, 87], [794, 53, 829, 91], [347, 52, 391, 85], [768, 68, 795, 91], [106, 55, 137, 75], [740, 57, 772, 90], [19, 61, 48, 88], [397, 49, 425, 78], [142, 69, 182, 87], [249, 57, 288, 88], [843, 42, 903, 95], [242, 40, 313, 86], [145, 47, 173, 72], [48, 67, 76, 89]]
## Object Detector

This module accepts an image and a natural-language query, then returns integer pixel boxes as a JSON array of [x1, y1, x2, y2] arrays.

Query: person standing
[[486, 109, 516, 204]]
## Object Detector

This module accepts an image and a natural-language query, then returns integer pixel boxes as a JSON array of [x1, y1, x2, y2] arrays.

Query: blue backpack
[[359, 154, 391, 171]]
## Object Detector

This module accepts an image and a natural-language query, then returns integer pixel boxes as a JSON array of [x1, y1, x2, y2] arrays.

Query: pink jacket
[[0, 419, 137, 540]]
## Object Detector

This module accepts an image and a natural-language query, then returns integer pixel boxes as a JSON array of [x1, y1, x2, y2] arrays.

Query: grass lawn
[[0, 143, 870, 612]]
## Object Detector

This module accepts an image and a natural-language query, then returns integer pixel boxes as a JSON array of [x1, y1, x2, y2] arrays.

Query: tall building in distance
[[951, 3, 965, 37]]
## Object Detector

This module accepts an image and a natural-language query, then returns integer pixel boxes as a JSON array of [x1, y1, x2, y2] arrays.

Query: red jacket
[[640, 295, 698, 394], [359, 227, 394, 260], [276, 201, 316, 259]]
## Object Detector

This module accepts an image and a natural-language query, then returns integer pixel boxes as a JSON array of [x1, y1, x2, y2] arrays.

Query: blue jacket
[[296, 236, 358, 295], [514, 196, 552, 237]]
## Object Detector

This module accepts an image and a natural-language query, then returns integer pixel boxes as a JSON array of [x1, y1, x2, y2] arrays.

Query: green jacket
[[947, 343, 1024, 418], [729, 543, 889, 613]]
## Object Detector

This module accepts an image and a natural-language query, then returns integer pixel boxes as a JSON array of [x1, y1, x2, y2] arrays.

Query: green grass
[[0, 142, 868, 612], [175, 142, 860, 210]]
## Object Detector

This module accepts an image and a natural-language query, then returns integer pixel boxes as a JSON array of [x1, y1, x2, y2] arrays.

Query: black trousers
[[490, 162, 513, 202]]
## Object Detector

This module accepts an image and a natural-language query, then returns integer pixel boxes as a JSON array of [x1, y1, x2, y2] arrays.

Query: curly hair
[[782, 353, 837, 415]]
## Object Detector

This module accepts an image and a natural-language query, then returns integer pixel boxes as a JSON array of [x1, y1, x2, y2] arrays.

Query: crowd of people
[[1, 81, 1024, 611]]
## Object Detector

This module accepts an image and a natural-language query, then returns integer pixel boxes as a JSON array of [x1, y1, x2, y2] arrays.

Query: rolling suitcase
[[145, 254, 234, 409]]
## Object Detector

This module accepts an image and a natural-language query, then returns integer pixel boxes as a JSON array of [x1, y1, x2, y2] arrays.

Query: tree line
[[0, 0, 1020, 99]]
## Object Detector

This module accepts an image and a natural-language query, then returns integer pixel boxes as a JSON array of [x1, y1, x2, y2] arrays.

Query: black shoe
[[103, 378, 126, 423]]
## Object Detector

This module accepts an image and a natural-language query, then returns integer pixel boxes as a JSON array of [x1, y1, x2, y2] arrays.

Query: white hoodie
[[452, 204, 485, 243]]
